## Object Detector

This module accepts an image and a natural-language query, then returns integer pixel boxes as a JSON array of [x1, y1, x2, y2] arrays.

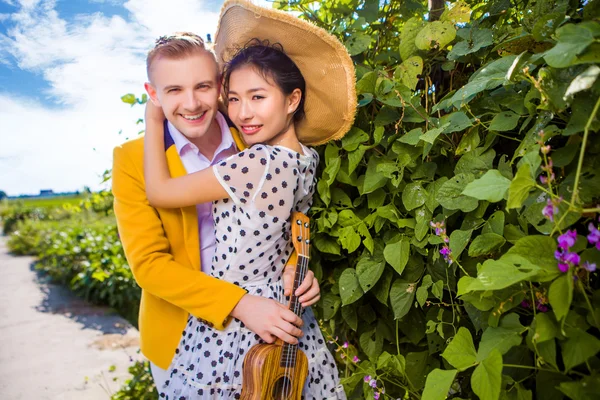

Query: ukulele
[[240, 212, 311, 400]]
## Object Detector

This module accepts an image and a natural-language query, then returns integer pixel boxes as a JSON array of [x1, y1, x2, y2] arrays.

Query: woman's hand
[[145, 101, 166, 127], [282, 265, 320, 307], [230, 294, 304, 345]]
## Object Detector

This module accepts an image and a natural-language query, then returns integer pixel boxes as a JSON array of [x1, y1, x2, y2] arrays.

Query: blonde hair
[[146, 32, 217, 80]]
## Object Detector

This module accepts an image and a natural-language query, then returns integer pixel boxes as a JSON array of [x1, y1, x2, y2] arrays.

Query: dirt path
[[0, 236, 143, 399]]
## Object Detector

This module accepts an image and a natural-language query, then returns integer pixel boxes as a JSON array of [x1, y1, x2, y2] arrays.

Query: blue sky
[[0, 0, 268, 196]]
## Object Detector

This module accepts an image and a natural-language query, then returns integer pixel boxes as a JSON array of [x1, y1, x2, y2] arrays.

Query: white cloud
[[0, 0, 236, 195]]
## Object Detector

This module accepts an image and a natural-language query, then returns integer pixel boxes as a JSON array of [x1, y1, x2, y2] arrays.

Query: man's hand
[[230, 294, 303, 344], [282, 265, 320, 307], [145, 101, 166, 125]]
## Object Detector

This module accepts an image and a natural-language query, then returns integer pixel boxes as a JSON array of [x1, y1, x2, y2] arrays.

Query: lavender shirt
[[168, 112, 238, 272]]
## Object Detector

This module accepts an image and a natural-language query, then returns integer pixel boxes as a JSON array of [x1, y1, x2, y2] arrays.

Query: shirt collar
[[168, 111, 235, 161]]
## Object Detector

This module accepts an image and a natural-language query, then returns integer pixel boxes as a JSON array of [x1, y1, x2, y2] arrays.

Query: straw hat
[[214, 0, 357, 146]]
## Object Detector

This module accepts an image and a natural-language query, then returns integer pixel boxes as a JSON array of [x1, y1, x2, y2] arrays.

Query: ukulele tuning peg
[[297, 235, 302, 242], [296, 220, 302, 225], [305, 239, 310, 244], [304, 222, 309, 228]]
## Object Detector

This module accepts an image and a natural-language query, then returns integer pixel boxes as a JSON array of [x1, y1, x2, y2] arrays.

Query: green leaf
[[564, 65, 600, 99], [507, 164, 535, 209], [121, 94, 136, 105], [339, 226, 361, 253], [356, 71, 378, 95], [399, 17, 424, 60], [400, 128, 423, 145], [463, 256, 539, 293], [478, 327, 521, 360], [558, 375, 600, 400], [339, 268, 364, 305], [390, 280, 416, 320], [456, 127, 480, 155], [472, 349, 503, 400], [441, 327, 478, 370], [561, 328, 600, 371], [415, 21, 456, 50], [348, 145, 367, 174], [544, 23, 596, 68], [450, 56, 517, 108], [468, 233, 506, 257], [419, 127, 446, 145], [440, 111, 473, 133], [345, 32, 372, 56], [448, 28, 493, 60], [489, 111, 521, 131], [532, 313, 558, 344], [356, 252, 386, 292], [341, 305, 358, 331], [441, 0, 471, 23], [322, 292, 341, 320], [359, 329, 383, 360], [394, 56, 423, 90], [436, 173, 479, 212], [506, 235, 561, 282], [421, 369, 458, 400], [363, 157, 389, 194], [342, 127, 369, 151], [402, 183, 428, 211], [549, 273, 573, 322], [313, 234, 340, 255], [462, 170, 511, 202], [384, 238, 410, 276], [449, 229, 472, 259]]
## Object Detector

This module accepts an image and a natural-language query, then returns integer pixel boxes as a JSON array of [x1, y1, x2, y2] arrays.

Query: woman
[[143, 1, 356, 398]]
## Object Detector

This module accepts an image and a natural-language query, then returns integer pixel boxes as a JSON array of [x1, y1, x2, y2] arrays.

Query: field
[[1, 195, 84, 209]]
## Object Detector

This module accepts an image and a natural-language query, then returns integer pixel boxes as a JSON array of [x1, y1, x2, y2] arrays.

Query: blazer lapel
[[164, 123, 201, 271]]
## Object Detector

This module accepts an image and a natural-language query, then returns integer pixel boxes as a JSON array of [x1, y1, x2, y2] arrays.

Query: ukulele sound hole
[[271, 375, 292, 399]]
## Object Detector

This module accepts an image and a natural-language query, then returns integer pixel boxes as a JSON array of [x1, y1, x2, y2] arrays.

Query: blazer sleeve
[[112, 144, 247, 329]]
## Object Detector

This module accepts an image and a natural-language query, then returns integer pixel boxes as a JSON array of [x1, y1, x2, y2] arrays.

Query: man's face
[[145, 51, 220, 141]]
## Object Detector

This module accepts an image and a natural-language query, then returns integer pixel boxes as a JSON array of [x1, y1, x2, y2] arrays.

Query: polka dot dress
[[159, 144, 346, 399]]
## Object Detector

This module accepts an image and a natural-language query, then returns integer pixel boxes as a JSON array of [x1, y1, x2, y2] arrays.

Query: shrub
[[274, 0, 600, 399]]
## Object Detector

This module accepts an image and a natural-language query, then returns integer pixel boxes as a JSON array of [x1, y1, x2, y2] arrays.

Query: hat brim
[[214, 0, 357, 146]]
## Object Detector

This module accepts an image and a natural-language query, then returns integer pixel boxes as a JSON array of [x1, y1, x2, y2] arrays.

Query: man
[[112, 32, 319, 388]]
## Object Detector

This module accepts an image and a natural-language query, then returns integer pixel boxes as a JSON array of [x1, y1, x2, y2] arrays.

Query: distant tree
[[0, 190, 6, 200]]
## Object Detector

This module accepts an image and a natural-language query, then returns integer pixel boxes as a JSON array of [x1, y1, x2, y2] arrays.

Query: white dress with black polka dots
[[159, 144, 346, 400]]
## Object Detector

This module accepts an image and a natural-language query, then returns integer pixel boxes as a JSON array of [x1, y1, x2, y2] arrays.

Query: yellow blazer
[[112, 121, 251, 369]]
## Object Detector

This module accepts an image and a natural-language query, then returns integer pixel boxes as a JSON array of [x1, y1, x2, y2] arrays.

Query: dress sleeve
[[212, 145, 269, 206]]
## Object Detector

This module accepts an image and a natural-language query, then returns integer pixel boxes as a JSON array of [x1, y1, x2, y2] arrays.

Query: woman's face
[[227, 65, 299, 146]]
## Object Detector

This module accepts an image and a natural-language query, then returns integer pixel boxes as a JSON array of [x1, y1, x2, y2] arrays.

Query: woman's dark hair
[[222, 39, 306, 123]]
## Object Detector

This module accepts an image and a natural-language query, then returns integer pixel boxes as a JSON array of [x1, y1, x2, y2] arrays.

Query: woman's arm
[[143, 102, 228, 208]]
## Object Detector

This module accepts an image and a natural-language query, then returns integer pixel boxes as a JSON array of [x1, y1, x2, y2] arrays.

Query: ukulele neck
[[281, 254, 309, 367]]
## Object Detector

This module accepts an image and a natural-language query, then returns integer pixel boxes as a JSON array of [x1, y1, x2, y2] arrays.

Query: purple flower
[[537, 304, 549, 313], [588, 223, 600, 249], [521, 300, 530, 308], [542, 198, 559, 221], [369, 379, 377, 388], [342, 341, 348, 349], [364, 375, 371, 383], [555, 247, 580, 272], [352, 355, 360, 363], [373, 393, 380, 400], [558, 230, 577, 250], [558, 262, 569, 273], [440, 246, 451, 256], [583, 261, 597, 272]]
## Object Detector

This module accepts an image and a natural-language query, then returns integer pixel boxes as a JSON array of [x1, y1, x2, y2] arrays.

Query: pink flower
[[373, 393, 380, 400], [342, 342, 348, 349], [353, 355, 360, 363], [364, 375, 371, 383]]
